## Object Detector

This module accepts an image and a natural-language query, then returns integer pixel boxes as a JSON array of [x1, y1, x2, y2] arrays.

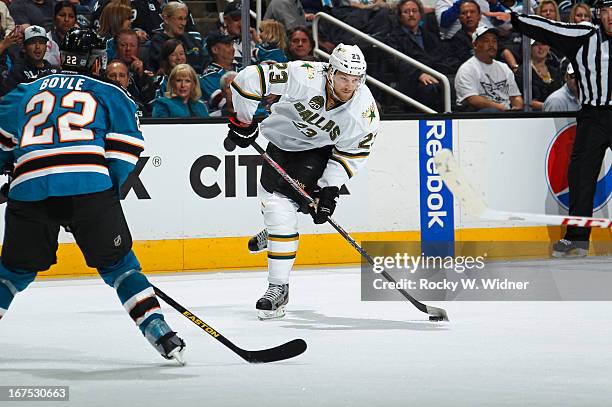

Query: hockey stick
[[152, 285, 307, 363], [251, 142, 449, 322], [434, 148, 612, 228]]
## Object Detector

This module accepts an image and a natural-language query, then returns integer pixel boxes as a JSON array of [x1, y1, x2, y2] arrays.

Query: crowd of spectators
[[0, 0, 587, 115], [373, 0, 588, 112]]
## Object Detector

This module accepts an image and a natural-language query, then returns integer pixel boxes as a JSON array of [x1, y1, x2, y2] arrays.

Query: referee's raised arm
[[487, 8, 609, 106], [510, 14, 594, 57]]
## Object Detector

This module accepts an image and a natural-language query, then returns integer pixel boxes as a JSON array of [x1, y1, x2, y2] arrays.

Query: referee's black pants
[[565, 106, 612, 244]]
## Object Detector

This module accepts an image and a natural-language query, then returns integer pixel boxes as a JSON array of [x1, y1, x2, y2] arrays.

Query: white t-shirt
[[455, 56, 522, 109]]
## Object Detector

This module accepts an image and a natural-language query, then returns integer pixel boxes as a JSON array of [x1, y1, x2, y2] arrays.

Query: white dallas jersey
[[231, 61, 380, 189]]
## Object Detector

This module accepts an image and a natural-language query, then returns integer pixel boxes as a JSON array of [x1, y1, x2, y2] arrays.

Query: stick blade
[[240, 339, 307, 363], [426, 306, 449, 322], [434, 149, 488, 217]]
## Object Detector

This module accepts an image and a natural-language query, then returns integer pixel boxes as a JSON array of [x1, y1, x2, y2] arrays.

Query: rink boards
[[17, 115, 612, 277]]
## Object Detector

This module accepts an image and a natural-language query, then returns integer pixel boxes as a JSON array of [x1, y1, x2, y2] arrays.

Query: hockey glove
[[309, 186, 339, 224], [0, 165, 13, 203], [228, 114, 258, 148], [0, 182, 8, 202]]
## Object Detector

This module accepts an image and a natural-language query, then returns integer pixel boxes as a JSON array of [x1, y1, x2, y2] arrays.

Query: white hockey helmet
[[329, 43, 367, 76], [327, 43, 367, 95]]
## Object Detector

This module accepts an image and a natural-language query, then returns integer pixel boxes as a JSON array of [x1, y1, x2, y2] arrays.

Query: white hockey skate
[[256, 283, 289, 320], [248, 229, 268, 253], [145, 319, 186, 365]]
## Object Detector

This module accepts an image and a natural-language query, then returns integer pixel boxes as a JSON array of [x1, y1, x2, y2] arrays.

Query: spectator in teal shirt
[[152, 64, 209, 118], [200, 31, 241, 106]]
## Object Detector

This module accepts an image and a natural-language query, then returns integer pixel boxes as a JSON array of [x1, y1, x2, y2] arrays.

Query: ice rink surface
[[1, 260, 611, 407]]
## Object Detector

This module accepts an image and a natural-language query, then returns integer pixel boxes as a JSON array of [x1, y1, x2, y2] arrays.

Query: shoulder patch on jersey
[[362, 102, 378, 124], [308, 95, 324, 110], [300, 62, 316, 80]]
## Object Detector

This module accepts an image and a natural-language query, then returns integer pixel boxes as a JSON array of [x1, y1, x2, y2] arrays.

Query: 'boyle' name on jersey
[[231, 61, 380, 188], [0, 73, 144, 202]]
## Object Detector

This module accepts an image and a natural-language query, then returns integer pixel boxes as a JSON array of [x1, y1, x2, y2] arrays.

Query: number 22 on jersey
[[21, 90, 98, 147]]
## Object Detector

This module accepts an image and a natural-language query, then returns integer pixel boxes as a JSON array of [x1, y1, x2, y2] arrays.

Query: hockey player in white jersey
[[228, 44, 380, 319]]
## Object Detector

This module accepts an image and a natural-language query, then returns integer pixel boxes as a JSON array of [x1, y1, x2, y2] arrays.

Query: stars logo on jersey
[[301, 62, 316, 79], [309, 96, 324, 110], [362, 102, 377, 124]]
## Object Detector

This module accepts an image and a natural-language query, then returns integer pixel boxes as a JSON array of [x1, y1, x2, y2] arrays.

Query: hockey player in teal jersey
[[0, 28, 186, 364]]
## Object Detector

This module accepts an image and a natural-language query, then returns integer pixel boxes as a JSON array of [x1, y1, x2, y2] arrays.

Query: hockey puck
[[429, 316, 444, 322]]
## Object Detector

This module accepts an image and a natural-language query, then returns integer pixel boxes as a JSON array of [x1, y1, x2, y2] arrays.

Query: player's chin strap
[[250, 141, 449, 322], [326, 72, 343, 103]]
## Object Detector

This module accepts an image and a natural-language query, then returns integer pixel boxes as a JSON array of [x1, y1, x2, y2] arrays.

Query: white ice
[[1, 260, 611, 407]]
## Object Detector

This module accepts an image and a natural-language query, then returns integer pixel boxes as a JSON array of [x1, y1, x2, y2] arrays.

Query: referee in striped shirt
[[489, 4, 612, 257]]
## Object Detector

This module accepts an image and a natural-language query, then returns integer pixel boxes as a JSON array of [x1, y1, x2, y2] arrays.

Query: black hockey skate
[[552, 239, 588, 258], [154, 332, 186, 364], [248, 229, 268, 253], [256, 283, 289, 320], [145, 319, 186, 365]]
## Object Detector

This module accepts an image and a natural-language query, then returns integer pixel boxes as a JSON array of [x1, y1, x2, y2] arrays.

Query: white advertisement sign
[[115, 122, 421, 241], [0, 117, 598, 245]]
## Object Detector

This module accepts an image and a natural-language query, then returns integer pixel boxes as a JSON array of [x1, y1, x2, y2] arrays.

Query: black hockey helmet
[[60, 28, 107, 73]]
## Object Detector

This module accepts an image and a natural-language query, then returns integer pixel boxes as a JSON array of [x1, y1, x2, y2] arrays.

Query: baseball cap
[[224, 1, 242, 17], [529, 38, 549, 46], [24, 26, 48, 44], [472, 26, 499, 42], [206, 30, 233, 53]]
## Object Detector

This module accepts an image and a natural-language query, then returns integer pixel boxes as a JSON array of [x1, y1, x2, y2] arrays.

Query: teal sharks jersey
[[0, 73, 144, 201]]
